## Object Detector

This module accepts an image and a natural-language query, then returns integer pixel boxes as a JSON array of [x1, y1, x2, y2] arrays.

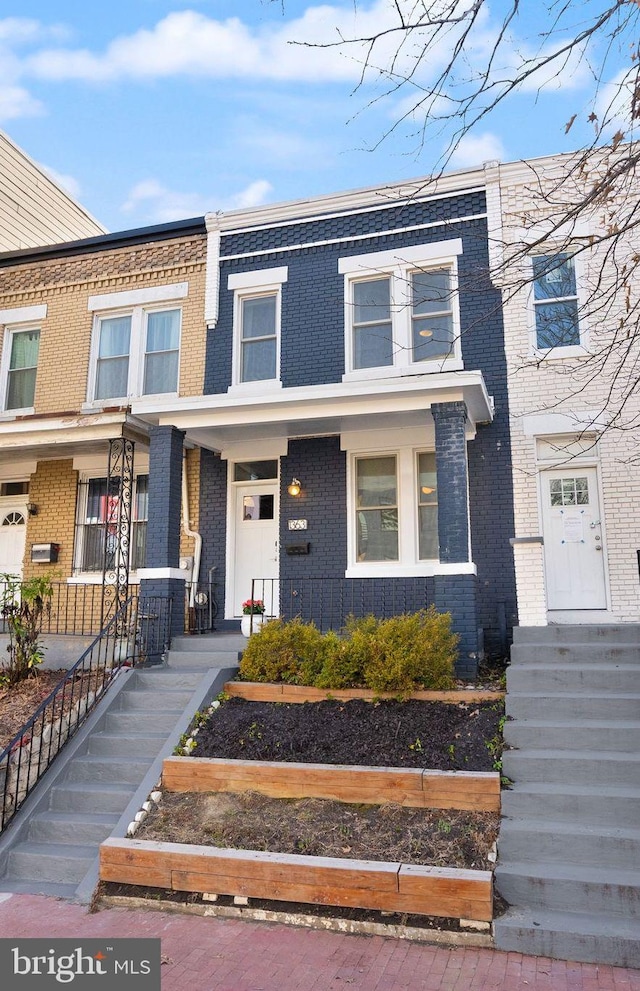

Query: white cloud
[[121, 177, 274, 224], [0, 85, 42, 121], [449, 132, 506, 168], [595, 67, 639, 132], [25, 7, 383, 84]]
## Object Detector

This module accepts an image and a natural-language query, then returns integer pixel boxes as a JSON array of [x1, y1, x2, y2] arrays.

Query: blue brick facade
[[141, 425, 186, 655], [196, 186, 516, 674]]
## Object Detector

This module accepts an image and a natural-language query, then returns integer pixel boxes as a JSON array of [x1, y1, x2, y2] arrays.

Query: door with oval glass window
[[541, 468, 607, 610]]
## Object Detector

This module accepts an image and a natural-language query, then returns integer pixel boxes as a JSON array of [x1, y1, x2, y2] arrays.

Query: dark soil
[[194, 697, 504, 772], [137, 791, 499, 869], [0, 670, 69, 751]]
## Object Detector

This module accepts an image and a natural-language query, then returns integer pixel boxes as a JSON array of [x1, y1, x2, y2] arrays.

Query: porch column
[[432, 401, 478, 678], [139, 425, 185, 660], [432, 401, 469, 563]]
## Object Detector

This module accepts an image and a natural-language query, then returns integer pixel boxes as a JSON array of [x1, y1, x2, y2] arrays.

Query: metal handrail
[[0, 597, 140, 834]]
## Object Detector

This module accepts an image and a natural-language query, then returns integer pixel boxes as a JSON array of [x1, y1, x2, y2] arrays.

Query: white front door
[[232, 482, 279, 617], [0, 505, 27, 580], [541, 468, 607, 610]]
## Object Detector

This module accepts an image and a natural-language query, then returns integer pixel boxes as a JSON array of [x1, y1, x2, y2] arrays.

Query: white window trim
[[528, 250, 590, 359], [339, 240, 464, 381], [346, 446, 444, 577], [86, 303, 183, 406], [71, 468, 149, 579], [0, 323, 41, 415], [87, 283, 188, 311], [228, 268, 288, 394]]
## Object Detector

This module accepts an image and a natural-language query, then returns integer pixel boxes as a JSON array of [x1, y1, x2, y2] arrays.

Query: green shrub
[[238, 607, 458, 693], [360, 608, 458, 692], [238, 617, 327, 684]]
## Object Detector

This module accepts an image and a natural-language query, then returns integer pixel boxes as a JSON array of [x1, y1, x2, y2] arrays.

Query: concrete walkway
[[0, 893, 638, 990]]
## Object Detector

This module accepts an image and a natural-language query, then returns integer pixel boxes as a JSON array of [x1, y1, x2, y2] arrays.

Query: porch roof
[[132, 370, 493, 452], [0, 410, 150, 467]]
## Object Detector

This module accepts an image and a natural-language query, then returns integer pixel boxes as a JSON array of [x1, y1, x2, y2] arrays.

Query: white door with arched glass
[[0, 505, 27, 580], [541, 468, 607, 610]]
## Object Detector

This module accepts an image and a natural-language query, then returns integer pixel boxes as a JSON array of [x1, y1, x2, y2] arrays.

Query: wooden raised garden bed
[[162, 756, 501, 812], [100, 838, 493, 922], [224, 681, 504, 704]]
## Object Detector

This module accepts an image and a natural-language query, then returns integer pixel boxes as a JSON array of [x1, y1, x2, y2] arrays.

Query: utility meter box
[[31, 543, 60, 564]]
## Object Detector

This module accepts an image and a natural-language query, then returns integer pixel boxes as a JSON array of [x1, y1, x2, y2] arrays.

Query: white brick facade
[[486, 151, 640, 623]]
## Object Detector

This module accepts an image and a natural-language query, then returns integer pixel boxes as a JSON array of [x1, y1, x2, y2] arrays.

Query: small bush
[[238, 607, 458, 692], [239, 617, 327, 684], [359, 608, 458, 692]]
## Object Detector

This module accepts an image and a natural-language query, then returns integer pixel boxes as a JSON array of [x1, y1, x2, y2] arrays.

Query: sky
[[0, 1, 632, 233]]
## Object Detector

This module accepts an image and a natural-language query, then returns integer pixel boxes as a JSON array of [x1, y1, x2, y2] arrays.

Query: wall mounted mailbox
[[31, 543, 60, 564], [285, 542, 311, 555]]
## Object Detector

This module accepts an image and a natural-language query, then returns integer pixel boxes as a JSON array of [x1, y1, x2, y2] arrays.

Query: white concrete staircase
[[494, 625, 640, 967]]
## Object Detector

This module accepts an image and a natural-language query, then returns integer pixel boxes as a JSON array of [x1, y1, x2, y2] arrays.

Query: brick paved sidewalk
[[0, 893, 638, 990]]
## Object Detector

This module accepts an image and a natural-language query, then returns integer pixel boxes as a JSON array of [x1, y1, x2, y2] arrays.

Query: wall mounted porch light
[[26, 503, 39, 516], [287, 478, 302, 497]]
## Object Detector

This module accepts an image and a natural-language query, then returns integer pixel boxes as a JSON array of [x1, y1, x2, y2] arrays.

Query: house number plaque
[[288, 519, 308, 530]]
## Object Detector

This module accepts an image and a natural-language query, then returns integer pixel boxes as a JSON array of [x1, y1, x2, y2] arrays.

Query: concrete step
[[87, 731, 168, 758], [28, 811, 119, 845], [502, 749, 640, 786], [7, 841, 96, 885], [504, 719, 640, 751], [494, 906, 640, 968], [501, 782, 640, 826], [505, 692, 640, 721], [165, 650, 240, 668], [495, 861, 640, 917], [510, 644, 640, 666], [131, 670, 203, 690], [169, 635, 245, 654], [115, 688, 195, 711], [507, 663, 640, 694], [513, 625, 640, 645], [497, 818, 640, 869], [49, 782, 135, 814], [104, 709, 183, 733], [65, 755, 152, 785]]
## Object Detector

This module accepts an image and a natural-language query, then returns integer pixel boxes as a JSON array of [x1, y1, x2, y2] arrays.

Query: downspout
[[182, 450, 202, 609]]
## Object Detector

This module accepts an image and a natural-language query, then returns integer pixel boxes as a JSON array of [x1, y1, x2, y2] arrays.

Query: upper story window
[[532, 253, 581, 350], [340, 240, 463, 380], [0, 304, 47, 414], [88, 283, 187, 403], [6, 328, 40, 410], [228, 267, 287, 391]]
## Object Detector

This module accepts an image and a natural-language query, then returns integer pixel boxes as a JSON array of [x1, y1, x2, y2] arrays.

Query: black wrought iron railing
[[250, 576, 436, 632], [0, 594, 172, 834], [184, 571, 221, 634]]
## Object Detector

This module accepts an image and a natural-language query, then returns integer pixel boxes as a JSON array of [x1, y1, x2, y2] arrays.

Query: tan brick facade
[[22, 459, 77, 582], [0, 233, 207, 411]]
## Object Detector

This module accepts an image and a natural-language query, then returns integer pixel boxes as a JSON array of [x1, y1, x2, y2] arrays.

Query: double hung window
[[228, 267, 287, 389], [532, 253, 581, 350], [88, 283, 186, 403], [5, 329, 40, 410], [0, 304, 46, 413], [340, 240, 463, 377], [75, 474, 148, 574], [352, 450, 439, 570]]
